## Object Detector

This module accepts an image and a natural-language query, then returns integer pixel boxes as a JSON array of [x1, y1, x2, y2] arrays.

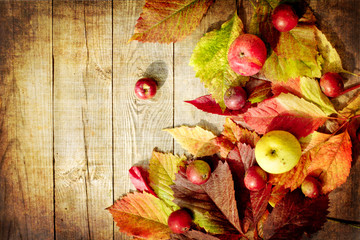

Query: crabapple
[[186, 160, 211, 185], [244, 165, 268, 191], [134, 77, 157, 99], [272, 4, 299, 32], [168, 209, 192, 234], [224, 86, 247, 110], [301, 176, 321, 198], [319, 72, 344, 97]]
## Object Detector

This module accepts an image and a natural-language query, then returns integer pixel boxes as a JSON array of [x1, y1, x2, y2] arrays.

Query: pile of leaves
[[108, 0, 359, 239]]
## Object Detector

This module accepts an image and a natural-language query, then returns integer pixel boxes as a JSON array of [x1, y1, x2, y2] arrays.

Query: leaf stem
[[341, 70, 360, 77], [327, 217, 360, 229], [337, 83, 360, 97]]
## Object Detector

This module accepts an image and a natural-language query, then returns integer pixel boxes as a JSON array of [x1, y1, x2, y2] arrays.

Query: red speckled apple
[[301, 176, 321, 198], [186, 160, 211, 185], [244, 165, 268, 191], [228, 34, 267, 76], [168, 209, 192, 234], [272, 4, 299, 32], [134, 78, 157, 99]]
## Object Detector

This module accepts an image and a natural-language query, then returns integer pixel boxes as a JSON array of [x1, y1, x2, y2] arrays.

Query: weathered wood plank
[[306, 0, 360, 239], [0, 1, 54, 239], [173, 0, 238, 156], [112, 0, 174, 239], [53, 1, 113, 239]]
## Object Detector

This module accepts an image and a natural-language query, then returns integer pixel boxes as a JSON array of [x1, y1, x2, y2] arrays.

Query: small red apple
[[168, 209, 192, 234], [319, 72, 344, 97], [301, 176, 321, 198], [244, 166, 268, 191], [224, 86, 247, 110], [228, 34, 267, 76], [271, 4, 299, 32], [186, 160, 211, 185], [134, 78, 157, 99]]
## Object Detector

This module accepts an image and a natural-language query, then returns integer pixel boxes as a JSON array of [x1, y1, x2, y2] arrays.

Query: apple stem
[[327, 217, 360, 229], [342, 70, 360, 78], [336, 82, 360, 97]]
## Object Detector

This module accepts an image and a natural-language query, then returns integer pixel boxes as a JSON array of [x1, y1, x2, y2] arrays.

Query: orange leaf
[[307, 131, 352, 193], [108, 192, 172, 239], [222, 118, 260, 148], [269, 152, 312, 191], [130, 0, 214, 43]]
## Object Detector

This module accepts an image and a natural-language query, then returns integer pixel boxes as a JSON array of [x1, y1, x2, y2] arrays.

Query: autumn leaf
[[129, 165, 157, 196], [130, 0, 214, 43], [269, 152, 312, 191], [315, 26, 344, 74], [164, 126, 219, 157], [248, 81, 272, 104], [306, 131, 352, 193], [172, 161, 242, 234], [263, 190, 329, 240], [243, 184, 272, 229], [189, 13, 249, 110], [185, 94, 251, 116], [108, 192, 172, 239], [149, 150, 187, 208], [243, 93, 328, 138], [222, 118, 260, 147], [339, 91, 360, 118], [272, 77, 337, 115]]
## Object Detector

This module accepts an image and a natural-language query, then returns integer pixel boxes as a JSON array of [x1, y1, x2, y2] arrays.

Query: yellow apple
[[254, 130, 302, 174]]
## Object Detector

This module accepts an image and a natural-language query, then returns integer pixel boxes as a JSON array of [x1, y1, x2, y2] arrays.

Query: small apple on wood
[[134, 77, 157, 99]]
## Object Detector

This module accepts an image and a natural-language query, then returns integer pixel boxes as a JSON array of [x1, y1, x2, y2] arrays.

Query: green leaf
[[261, 25, 323, 82], [130, 0, 214, 43], [315, 26, 344, 74], [189, 13, 249, 110], [108, 192, 172, 239], [149, 150, 187, 209], [299, 77, 337, 115]]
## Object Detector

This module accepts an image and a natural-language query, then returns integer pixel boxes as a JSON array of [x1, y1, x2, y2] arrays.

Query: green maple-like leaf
[[108, 192, 172, 239], [190, 13, 249, 110], [130, 0, 214, 43], [149, 150, 187, 209]]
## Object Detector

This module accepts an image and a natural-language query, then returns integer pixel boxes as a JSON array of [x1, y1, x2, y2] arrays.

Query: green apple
[[255, 130, 302, 174]]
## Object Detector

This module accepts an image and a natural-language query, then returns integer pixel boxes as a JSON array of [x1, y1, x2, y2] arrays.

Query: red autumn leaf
[[185, 95, 250, 116], [243, 93, 327, 138], [263, 190, 329, 240], [271, 77, 302, 97], [307, 130, 352, 193], [243, 184, 272, 231], [172, 161, 243, 234], [268, 185, 289, 208], [130, 0, 214, 43], [222, 118, 260, 147], [129, 166, 157, 197], [213, 135, 235, 159], [108, 192, 172, 239], [237, 142, 256, 172]]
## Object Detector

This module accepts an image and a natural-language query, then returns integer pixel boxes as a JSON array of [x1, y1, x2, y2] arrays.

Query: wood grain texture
[[112, 1, 174, 239], [0, 1, 54, 239], [53, 0, 113, 239], [173, 0, 236, 156], [0, 0, 358, 239]]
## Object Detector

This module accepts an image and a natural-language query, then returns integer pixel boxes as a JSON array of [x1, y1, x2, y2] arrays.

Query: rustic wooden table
[[0, 0, 359, 239]]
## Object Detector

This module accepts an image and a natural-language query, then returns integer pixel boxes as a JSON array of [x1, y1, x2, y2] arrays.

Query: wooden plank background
[[0, 0, 359, 239]]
